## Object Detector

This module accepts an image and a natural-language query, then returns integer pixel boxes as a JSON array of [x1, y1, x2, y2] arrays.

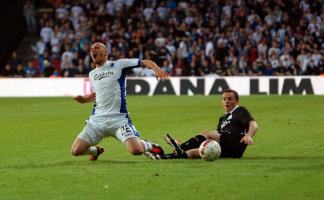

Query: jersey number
[[120, 124, 132, 137]]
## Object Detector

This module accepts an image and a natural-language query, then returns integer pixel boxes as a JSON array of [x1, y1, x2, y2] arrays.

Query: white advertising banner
[[0, 76, 323, 97], [0, 78, 89, 97]]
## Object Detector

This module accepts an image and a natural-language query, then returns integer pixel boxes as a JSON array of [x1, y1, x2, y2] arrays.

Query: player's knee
[[71, 147, 81, 156], [129, 147, 144, 155], [200, 130, 209, 135], [201, 131, 220, 141], [125, 138, 145, 155]]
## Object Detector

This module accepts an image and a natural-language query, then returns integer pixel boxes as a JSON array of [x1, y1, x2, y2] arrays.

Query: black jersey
[[217, 106, 254, 136], [216, 106, 255, 158]]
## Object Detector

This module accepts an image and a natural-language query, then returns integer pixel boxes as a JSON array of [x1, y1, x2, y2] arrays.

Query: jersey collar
[[225, 105, 239, 115], [96, 60, 110, 70]]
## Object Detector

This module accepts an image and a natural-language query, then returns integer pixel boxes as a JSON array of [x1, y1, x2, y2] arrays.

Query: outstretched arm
[[141, 60, 170, 80], [73, 92, 96, 104], [240, 120, 258, 145]]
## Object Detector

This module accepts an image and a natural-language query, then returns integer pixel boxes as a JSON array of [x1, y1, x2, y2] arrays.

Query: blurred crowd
[[1, 0, 324, 78]]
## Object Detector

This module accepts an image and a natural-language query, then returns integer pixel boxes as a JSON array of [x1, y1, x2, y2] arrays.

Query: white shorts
[[77, 118, 140, 146]]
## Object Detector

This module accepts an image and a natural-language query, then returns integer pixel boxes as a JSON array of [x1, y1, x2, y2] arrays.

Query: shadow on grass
[[244, 156, 324, 160], [0, 160, 146, 170], [1, 156, 323, 171]]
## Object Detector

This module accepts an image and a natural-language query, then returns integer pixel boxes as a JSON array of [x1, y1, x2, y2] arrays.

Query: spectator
[[15, 64, 26, 77], [43, 60, 55, 77], [61, 54, 76, 77], [188, 55, 199, 76], [198, 59, 211, 76], [24, 61, 37, 77], [177, 36, 190, 61], [257, 38, 268, 58], [312, 47, 321, 66], [154, 40, 171, 67], [297, 48, 307, 74], [173, 59, 186, 76], [165, 36, 177, 60], [214, 60, 226, 76], [279, 49, 296, 75], [40, 21, 53, 44], [50, 25, 63, 58], [61, 46, 74, 63], [318, 53, 324, 74], [227, 57, 240, 76], [8, 0, 322, 78], [238, 57, 249, 76], [55, 3, 68, 20], [7, 51, 21, 71], [75, 58, 89, 77], [1, 64, 15, 77], [269, 53, 280, 70], [301, 50, 314, 73], [263, 62, 275, 76], [161, 60, 173, 75], [141, 68, 155, 77], [304, 59, 320, 75], [23, 0, 37, 33], [248, 61, 261, 76], [268, 41, 280, 58]]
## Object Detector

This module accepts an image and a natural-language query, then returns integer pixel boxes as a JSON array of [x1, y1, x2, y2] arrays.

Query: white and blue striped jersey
[[88, 59, 140, 124]]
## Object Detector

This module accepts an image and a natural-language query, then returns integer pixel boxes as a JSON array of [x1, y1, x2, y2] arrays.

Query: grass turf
[[0, 95, 323, 200]]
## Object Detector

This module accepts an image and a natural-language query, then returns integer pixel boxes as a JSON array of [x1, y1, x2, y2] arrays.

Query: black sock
[[180, 134, 207, 151], [164, 152, 188, 159]]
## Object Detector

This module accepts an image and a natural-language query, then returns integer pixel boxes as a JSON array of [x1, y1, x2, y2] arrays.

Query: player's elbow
[[250, 121, 258, 132]]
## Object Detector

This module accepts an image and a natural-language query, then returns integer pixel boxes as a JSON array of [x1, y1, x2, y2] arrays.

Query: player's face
[[90, 42, 108, 66], [222, 92, 238, 113]]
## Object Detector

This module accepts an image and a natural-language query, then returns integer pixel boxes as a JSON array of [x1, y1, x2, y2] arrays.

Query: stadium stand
[[1, 0, 323, 77]]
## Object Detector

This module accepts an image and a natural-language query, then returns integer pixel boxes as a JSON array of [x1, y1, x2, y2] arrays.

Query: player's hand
[[154, 69, 170, 81], [240, 135, 253, 145], [73, 95, 86, 103]]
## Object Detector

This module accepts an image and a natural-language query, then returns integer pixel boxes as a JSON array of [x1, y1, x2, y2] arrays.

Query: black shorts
[[219, 133, 247, 158]]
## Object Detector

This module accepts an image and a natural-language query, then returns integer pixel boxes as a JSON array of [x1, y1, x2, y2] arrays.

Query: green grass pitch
[[0, 95, 324, 200]]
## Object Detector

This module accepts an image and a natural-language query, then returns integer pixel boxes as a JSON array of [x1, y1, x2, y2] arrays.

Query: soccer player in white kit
[[71, 42, 169, 160]]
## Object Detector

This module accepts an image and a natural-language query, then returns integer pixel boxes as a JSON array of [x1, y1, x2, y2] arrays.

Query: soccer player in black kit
[[145, 89, 258, 159]]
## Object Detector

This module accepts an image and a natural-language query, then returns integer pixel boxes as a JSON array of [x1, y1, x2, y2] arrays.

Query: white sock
[[141, 140, 153, 152], [83, 146, 98, 156]]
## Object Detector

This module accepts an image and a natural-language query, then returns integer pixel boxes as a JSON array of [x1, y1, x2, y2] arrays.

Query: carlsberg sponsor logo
[[94, 71, 113, 80]]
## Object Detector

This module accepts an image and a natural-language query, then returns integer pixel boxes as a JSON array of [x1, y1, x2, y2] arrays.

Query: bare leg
[[178, 130, 221, 159], [71, 137, 94, 156], [125, 137, 145, 155], [200, 130, 221, 142], [185, 149, 200, 159]]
